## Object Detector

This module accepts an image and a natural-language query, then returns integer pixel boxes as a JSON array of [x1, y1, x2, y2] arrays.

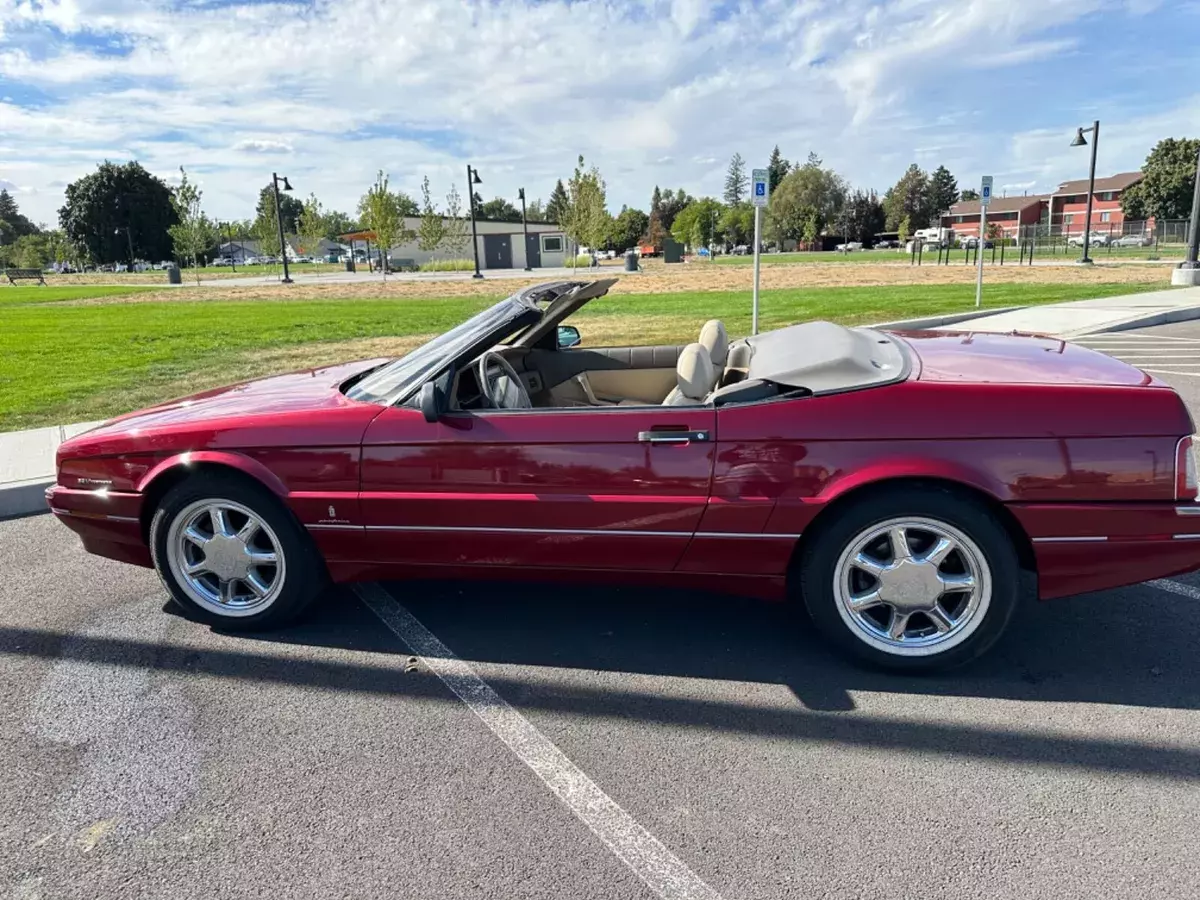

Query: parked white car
[[1068, 232, 1111, 247], [835, 242, 863, 252]]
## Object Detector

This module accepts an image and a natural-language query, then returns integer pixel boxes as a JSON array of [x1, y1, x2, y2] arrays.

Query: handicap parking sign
[[751, 168, 769, 207]]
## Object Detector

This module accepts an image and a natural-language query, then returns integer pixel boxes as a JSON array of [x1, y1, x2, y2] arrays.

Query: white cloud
[[233, 140, 295, 154], [0, 0, 1191, 226]]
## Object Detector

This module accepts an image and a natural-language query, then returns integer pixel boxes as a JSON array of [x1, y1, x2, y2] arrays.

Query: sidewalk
[[0, 421, 103, 519], [938, 286, 1200, 339], [6, 284, 1200, 521]]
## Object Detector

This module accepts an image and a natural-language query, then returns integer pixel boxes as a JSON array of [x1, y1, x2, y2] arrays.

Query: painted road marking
[[1075, 335, 1200, 378], [1149, 578, 1200, 600], [353, 583, 724, 900]]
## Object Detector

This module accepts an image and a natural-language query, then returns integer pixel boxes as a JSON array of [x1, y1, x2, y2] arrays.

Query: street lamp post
[[272, 172, 294, 284], [1070, 120, 1100, 265], [467, 164, 483, 279], [226, 222, 237, 273], [1184, 146, 1200, 271], [518, 187, 531, 271], [114, 226, 134, 272]]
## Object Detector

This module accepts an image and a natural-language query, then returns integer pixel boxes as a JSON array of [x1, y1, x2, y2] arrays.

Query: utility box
[[663, 238, 684, 263]]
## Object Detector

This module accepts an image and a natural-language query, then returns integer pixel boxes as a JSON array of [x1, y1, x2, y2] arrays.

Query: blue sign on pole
[[755, 183, 765, 196]]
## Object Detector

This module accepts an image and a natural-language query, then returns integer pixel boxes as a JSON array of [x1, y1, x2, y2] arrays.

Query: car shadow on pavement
[[244, 575, 1200, 717], [5, 579, 1199, 781]]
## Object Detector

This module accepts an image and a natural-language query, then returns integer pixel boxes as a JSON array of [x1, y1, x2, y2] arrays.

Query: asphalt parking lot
[[5, 324, 1200, 900]]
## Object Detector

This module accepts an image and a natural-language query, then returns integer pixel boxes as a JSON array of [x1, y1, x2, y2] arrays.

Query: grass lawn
[[0, 281, 1164, 430], [0, 285, 158, 306]]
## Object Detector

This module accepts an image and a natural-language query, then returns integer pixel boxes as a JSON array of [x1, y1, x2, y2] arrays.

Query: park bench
[[4, 268, 46, 285]]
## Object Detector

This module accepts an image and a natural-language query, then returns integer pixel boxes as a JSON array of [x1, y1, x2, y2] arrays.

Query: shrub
[[566, 254, 594, 268], [418, 258, 476, 272]]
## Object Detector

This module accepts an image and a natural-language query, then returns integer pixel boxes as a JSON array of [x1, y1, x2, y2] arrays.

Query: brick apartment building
[[1047, 171, 1145, 236], [940, 170, 1147, 240], [940, 195, 1047, 239]]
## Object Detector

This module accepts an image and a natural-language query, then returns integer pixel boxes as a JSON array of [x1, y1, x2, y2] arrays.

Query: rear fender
[[817, 456, 1012, 506]]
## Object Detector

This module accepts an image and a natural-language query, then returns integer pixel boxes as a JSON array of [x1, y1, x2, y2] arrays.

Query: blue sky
[[1, 0, 1198, 225]]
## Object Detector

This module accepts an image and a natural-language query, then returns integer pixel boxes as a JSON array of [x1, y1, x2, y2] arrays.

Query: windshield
[[345, 298, 529, 405]]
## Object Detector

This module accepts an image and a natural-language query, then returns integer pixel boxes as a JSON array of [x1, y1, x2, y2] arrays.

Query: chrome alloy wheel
[[833, 516, 991, 657], [165, 499, 286, 617]]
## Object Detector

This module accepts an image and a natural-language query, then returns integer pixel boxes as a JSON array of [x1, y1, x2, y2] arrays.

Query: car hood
[[70, 357, 391, 449], [894, 329, 1157, 387]]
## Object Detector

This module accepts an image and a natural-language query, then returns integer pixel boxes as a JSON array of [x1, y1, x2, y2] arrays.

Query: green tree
[[670, 198, 723, 251], [357, 170, 412, 280], [417, 176, 446, 255], [1121, 137, 1200, 220], [655, 187, 693, 232], [477, 196, 522, 222], [898, 215, 912, 245], [610, 206, 649, 251], [723, 153, 748, 205], [525, 198, 546, 222], [960, 188, 980, 202], [255, 182, 303, 236], [768, 158, 847, 244], [545, 179, 569, 225], [58, 160, 178, 265], [0, 189, 38, 240], [442, 183, 471, 257], [168, 167, 218, 283], [926, 165, 960, 220], [883, 164, 932, 231], [561, 155, 609, 263], [719, 202, 754, 246], [840, 189, 887, 244], [323, 210, 357, 241], [297, 193, 327, 256], [767, 145, 790, 194]]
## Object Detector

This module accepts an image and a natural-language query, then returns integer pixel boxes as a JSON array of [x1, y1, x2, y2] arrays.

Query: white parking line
[[1149, 578, 1200, 600], [353, 583, 724, 900]]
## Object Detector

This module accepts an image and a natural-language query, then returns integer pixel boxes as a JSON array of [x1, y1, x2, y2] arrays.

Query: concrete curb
[[873, 306, 1023, 332], [1079, 304, 1200, 338], [0, 476, 52, 521]]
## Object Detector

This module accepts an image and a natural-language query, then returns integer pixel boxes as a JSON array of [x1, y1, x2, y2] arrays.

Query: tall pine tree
[[723, 153, 748, 205], [767, 146, 790, 194], [925, 165, 959, 219], [0, 189, 38, 239], [545, 179, 569, 225]]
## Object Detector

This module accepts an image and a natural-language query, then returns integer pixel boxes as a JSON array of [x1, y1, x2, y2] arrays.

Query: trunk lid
[[894, 330, 1157, 387]]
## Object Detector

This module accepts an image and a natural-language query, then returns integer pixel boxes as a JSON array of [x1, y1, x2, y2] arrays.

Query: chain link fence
[[1015, 219, 1193, 260]]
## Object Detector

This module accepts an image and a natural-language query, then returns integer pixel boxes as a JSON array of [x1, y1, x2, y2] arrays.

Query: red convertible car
[[49, 279, 1200, 670]]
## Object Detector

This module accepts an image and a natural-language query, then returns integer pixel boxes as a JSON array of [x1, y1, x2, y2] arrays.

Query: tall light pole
[[114, 226, 134, 272], [272, 172, 294, 284], [1172, 145, 1200, 286], [1070, 120, 1100, 265], [467, 165, 483, 279], [518, 187, 531, 271], [225, 222, 237, 273]]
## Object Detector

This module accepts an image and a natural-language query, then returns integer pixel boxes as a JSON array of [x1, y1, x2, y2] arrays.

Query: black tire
[[150, 471, 326, 630], [796, 484, 1025, 672]]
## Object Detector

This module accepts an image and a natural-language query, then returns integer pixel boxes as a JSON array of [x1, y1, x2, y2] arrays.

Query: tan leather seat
[[662, 343, 714, 406], [699, 320, 729, 371]]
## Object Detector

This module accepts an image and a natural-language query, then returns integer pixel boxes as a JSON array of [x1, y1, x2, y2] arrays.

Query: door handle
[[638, 430, 709, 444]]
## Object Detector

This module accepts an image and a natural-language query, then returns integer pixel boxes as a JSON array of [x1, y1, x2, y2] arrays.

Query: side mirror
[[557, 325, 582, 349], [419, 382, 442, 423]]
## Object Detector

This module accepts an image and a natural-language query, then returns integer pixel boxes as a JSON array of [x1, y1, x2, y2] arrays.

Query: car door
[[359, 404, 716, 572]]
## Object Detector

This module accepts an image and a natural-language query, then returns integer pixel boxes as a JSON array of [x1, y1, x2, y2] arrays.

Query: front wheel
[[797, 486, 1024, 672], [150, 473, 327, 629]]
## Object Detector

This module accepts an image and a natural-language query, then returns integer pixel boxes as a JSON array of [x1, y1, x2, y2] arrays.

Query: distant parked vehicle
[[835, 242, 863, 252], [1068, 232, 1111, 247], [959, 237, 993, 250], [1113, 233, 1152, 248]]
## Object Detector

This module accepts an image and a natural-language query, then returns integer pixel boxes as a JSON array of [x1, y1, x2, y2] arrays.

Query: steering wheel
[[477, 351, 532, 409]]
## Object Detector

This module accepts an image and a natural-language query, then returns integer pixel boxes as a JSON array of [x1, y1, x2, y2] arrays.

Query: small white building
[[343, 217, 567, 270]]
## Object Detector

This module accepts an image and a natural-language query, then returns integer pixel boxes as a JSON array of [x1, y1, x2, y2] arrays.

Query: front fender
[[136, 450, 290, 498]]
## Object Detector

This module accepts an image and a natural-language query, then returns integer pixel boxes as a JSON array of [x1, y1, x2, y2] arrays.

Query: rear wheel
[[797, 486, 1023, 671], [150, 473, 326, 629]]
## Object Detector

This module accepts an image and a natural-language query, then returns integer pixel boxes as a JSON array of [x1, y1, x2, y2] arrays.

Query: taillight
[[1177, 436, 1198, 501]]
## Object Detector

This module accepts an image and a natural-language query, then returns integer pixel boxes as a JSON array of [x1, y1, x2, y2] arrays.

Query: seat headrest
[[676, 343, 715, 400], [699, 319, 729, 367]]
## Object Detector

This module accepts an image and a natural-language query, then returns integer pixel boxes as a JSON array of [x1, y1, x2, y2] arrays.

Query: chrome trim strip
[[1031, 536, 1108, 543], [1176, 506, 1200, 516], [1173, 534, 1200, 540], [324, 524, 802, 539], [696, 531, 801, 540], [363, 525, 696, 537], [51, 507, 138, 524]]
